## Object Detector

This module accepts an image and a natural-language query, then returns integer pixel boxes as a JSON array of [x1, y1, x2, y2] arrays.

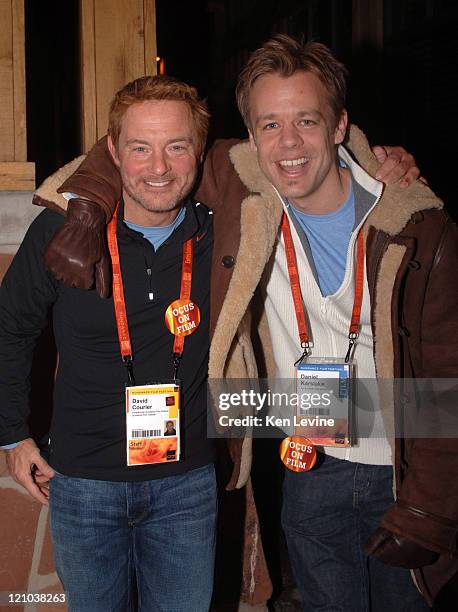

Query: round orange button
[[165, 299, 200, 337], [279, 436, 317, 472]]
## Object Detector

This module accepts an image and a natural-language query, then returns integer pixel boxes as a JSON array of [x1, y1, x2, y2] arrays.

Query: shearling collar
[[228, 124, 443, 237], [33, 156, 85, 213]]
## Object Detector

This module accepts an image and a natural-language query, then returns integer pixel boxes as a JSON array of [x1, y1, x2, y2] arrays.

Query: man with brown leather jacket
[[10, 36, 457, 610]]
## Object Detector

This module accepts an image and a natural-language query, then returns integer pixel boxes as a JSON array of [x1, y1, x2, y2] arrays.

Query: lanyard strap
[[281, 213, 310, 350], [347, 226, 366, 361], [107, 205, 194, 384], [107, 206, 134, 383], [281, 212, 365, 364], [172, 238, 194, 366]]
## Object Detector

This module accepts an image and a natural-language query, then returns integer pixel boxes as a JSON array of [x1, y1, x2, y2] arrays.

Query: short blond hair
[[108, 75, 210, 155], [236, 34, 348, 129]]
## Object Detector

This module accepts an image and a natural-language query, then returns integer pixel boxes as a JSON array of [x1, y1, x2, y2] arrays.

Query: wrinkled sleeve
[[196, 138, 243, 207], [58, 136, 121, 221], [382, 217, 458, 554], [0, 211, 60, 445]]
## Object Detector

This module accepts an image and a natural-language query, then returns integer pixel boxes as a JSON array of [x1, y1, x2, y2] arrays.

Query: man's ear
[[334, 109, 348, 145], [248, 130, 257, 152], [107, 135, 121, 167]]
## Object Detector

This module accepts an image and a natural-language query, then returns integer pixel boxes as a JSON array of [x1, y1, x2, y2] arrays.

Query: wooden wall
[[0, 0, 157, 189], [0, 0, 34, 189], [80, 0, 157, 152]]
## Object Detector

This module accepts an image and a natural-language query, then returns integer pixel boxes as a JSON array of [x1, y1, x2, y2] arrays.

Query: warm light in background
[[156, 56, 166, 75]]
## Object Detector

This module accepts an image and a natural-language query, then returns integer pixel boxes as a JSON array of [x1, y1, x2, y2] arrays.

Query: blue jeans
[[49, 464, 217, 612], [282, 454, 430, 611]]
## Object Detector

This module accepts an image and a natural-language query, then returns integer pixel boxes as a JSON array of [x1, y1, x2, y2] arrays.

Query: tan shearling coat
[[198, 127, 458, 605]]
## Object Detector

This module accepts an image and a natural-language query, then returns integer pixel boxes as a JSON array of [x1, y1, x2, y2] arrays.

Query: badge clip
[[123, 355, 136, 386], [173, 353, 181, 383], [294, 341, 310, 367], [345, 332, 358, 363]]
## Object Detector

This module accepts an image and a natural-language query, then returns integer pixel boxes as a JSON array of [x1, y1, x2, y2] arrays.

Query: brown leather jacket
[[34, 125, 458, 604]]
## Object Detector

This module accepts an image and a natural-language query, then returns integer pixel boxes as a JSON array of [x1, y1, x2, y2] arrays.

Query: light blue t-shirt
[[124, 207, 186, 250], [289, 182, 355, 296]]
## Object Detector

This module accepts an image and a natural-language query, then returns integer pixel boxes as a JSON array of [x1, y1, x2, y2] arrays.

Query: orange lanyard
[[281, 212, 365, 364], [172, 238, 194, 366], [107, 205, 194, 384]]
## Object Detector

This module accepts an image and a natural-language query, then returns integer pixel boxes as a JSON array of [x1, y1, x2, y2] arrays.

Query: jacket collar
[[228, 124, 443, 237]]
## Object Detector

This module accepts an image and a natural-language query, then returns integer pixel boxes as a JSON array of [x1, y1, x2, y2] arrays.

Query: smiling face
[[108, 99, 200, 226], [248, 71, 348, 214]]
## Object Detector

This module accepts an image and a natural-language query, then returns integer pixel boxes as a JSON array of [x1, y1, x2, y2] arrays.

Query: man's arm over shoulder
[[32, 138, 122, 297], [196, 138, 245, 208], [346, 125, 421, 187], [55, 136, 121, 220], [33, 130, 420, 296]]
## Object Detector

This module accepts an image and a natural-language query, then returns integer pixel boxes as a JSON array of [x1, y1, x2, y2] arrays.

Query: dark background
[[25, 0, 458, 216]]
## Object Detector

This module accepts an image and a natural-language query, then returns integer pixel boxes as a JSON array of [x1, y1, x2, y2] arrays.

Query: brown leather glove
[[43, 198, 111, 298], [364, 526, 440, 569]]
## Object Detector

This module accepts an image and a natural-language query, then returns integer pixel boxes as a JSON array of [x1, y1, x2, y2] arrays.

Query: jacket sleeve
[[381, 216, 458, 555], [32, 136, 121, 220], [0, 211, 60, 445], [57, 136, 121, 221], [195, 138, 244, 208]]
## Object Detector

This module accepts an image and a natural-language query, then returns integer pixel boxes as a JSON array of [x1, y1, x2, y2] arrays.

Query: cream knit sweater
[[262, 148, 392, 465]]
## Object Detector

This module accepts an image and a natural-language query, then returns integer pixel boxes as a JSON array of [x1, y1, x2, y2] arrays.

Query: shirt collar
[[117, 196, 199, 244]]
